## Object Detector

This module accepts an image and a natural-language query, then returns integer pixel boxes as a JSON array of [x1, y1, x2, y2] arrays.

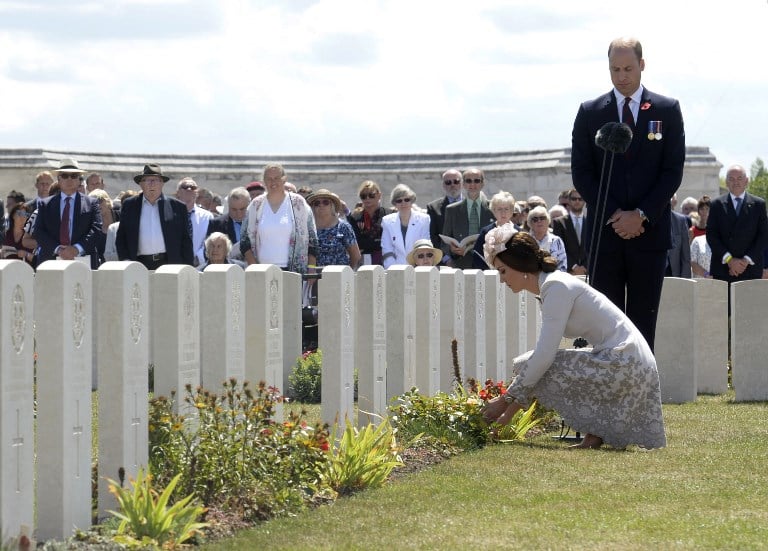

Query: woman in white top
[[481, 228, 666, 450], [526, 205, 567, 272], [381, 184, 430, 268], [241, 163, 318, 274]]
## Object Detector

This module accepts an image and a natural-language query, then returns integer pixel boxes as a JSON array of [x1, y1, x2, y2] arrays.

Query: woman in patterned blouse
[[347, 180, 391, 266], [309, 189, 361, 269]]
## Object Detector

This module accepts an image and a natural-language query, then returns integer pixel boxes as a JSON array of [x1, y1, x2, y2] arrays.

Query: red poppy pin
[[641, 101, 652, 111]]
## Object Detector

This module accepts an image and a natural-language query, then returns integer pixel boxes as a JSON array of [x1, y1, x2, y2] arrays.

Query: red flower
[[641, 102, 651, 111]]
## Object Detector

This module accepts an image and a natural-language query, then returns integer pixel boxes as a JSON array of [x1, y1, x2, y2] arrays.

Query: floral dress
[[316, 220, 357, 267], [505, 270, 666, 449]]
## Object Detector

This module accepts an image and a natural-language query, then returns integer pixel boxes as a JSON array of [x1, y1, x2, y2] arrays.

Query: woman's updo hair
[[495, 232, 558, 274]]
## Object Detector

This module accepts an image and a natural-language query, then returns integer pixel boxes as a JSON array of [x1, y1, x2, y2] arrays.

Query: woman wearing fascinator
[[481, 225, 666, 450]]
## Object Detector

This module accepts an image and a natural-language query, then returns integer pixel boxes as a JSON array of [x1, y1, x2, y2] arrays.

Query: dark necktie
[[623, 96, 635, 129], [60, 196, 71, 246], [187, 209, 194, 238], [468, 201, 479, 234], [734, 197, 743, 215]]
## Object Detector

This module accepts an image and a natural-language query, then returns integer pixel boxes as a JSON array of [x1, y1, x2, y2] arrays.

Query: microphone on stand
[[586, 122, 633, 279]]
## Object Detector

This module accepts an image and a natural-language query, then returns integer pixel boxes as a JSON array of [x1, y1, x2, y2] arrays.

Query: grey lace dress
[[506, 270, 666, 449]]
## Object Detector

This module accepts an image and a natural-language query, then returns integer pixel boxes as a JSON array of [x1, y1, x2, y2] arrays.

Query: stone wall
[[0, 147, 722, 211]]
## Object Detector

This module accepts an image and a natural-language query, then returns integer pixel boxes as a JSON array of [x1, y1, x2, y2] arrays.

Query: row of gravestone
[[0, 260, 762, 542]]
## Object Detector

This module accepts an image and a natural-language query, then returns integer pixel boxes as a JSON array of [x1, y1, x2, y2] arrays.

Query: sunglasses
[[443, 179, 462, 186], [59, 173, 82, 180], [360, 193, 378, 200], [15, 211, 30, 218], [394, 197, 412, 204], [464, 178, 483, 184], [416, 252, 434, 259], [569, 196, 584, 201], [179, 184, 197, 191], [530, 216, 548, 223], [312, 199, 332, 207]]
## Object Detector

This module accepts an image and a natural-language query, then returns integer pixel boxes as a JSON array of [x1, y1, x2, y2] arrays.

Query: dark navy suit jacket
[[33, 192, 103, 269], [571, 88, 686, 254]]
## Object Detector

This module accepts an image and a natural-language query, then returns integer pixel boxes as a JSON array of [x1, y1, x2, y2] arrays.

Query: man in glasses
[[176, 177, 213, 268], [426, 168, 463, 258], [441, 167, 494, 269], [33, 158, 103, 268], [551, 189, 588, 275]]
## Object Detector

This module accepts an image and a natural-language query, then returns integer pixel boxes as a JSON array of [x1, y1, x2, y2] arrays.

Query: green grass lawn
[[202, 393, 768, 550]]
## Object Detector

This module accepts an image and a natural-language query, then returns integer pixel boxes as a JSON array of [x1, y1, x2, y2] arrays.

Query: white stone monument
[[484, 270, 506, 383], [693, 278, 728, 394], [244, 264, 284, 418], [655, 277, 697, 403], [504, 285, 523, 365], [0, 261, 34, 540], [439, 268, 465, 392], [355, 266, 387, 426], [35, 260, 92, 541], [94, 261, 150, 519], [319, 266, 355, 427], [151, 265, 201, 416], [200, 264, 245, 390], [732, 280, 768, 401], [462, 269, 486, 385], [414, 267, 441, 396], [385, 266, 416, 401], [282, 270, 303, 397]]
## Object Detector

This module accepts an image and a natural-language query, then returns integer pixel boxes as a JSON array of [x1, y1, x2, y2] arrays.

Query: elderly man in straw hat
[[407, 239, 443, 267], [33, 157, 103, 268]]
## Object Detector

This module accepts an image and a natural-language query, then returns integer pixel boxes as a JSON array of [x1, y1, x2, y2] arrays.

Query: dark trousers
[[590, 247, 667, 352]]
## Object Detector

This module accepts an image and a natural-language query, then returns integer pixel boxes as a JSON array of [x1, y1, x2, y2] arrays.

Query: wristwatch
[[636, 208, 648, 222]]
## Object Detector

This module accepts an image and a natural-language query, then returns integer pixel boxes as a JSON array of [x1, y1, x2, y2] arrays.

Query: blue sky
[[1, 0, 766, 176]]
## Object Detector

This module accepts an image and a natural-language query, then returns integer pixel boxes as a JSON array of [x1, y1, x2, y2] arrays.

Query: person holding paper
[[440, 167, 493, 269], [381, 184, 430, 268]]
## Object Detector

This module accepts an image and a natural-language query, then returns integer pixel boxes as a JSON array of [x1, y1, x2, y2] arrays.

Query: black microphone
[[594, 122, 633, 154]]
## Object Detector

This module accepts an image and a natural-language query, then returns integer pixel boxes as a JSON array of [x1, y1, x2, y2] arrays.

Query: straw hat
[[55, 158, 86, 174], [406, 239, 443, 266], [307, 188, 342, 212]]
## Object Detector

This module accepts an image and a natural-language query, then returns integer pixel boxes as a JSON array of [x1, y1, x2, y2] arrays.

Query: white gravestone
[[0, 261, 34, 540], [94, 262, 149, 519], [462, 269, 486, 385], [200, 264, 245, 389], [732, 280, 768, 401], [35, 260, 92, 541], [282, 270, 303, 397], [355, 266, 387, 426], [385, 266, 416, 401], [151, 265, 201, 416], [414, 267, 441, 396], [484, 270, 506, 383], [319, 266, 355, 427], [504, 285, 523, 370], [439, 268, 465, 392], [693, 278, 728, 394], [655, 277, 697, 403], [244, 264, 283, 419]]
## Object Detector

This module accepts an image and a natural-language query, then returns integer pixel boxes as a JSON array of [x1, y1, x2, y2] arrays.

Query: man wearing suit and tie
[[207, 186, 250, 246], [441, 167, 494, 269], [426, 168, 463, 258], [33, 158, 103, 269], [551, 188, 588, 275], [666, 208, 691, 278], [707, 165, 768, 283], [571, 37, 686, 351], [116, 164, 194, 270]]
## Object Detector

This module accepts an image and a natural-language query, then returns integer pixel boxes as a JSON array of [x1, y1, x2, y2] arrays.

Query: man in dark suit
[[571, 37, 686, 350], [441, 167, 494, 269], [33, 158, 103, 269], [707, 165, 768, 283], [426, 168, 463, 257], [207, 186, 250, 246], [115, 164, 194, 270], [551, 188, 588, 275], [666, 209, 691, 277]]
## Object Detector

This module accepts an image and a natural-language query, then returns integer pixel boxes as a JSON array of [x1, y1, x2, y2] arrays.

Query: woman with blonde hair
[[481, 228, 666, 450], [380, 184, 430, 268], [347, 180, 390, 265]]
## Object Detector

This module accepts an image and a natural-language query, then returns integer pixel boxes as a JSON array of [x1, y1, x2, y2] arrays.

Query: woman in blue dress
[[309, 189, 361, 269]]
